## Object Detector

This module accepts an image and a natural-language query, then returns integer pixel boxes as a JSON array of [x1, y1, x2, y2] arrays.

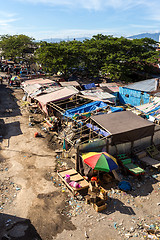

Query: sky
[[0, 0, 160, 40]]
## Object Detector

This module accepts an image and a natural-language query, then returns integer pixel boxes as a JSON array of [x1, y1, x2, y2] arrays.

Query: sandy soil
[[0, 79, 160, 240]]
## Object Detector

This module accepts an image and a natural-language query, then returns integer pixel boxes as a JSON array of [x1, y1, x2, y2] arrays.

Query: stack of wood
[[85, 180, 107, 212]]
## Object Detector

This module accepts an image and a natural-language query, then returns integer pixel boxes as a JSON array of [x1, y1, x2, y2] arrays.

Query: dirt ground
[[0, 78, 160, 240]]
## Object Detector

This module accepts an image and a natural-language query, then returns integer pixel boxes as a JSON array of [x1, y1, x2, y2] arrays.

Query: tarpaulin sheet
[[35, 87, 77, 105], [81, 90, 116, 103], [22, 78, 54, 86], [110, 106, 123, 113], [35, 87, 77, 114], [119, 87, 150, 106], [83, 83, 96, 90], [64, 101, 107, 118], [23, 83, 42, 95], [59, 81, 80, 87], [86, 123, 110, 137], [147, 105, 160, 114], [91, 111, 155, 145], [137, 102, 153, 111]]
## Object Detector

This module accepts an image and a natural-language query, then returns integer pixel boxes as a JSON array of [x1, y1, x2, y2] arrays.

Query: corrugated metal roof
[[99, 83, 119, 93], [124, 78, 157, 92]]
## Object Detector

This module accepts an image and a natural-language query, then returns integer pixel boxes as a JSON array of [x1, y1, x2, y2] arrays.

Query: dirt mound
[[28, 191, 76, 239]]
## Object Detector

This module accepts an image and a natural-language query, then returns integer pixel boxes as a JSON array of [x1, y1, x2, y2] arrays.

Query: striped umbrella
[[82, 152, 118, 172], [11, 76, 21, 81]]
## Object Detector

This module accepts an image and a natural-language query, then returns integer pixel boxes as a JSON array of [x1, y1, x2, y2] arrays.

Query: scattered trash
[[29, 122, 33, 127], [34, 132, 42, 138], [125, 233, 132, 238], [85, 231, 89, 238], [114, 222, 117, 229], [0, 176, 21, 211], [152, 175, 158, 179]]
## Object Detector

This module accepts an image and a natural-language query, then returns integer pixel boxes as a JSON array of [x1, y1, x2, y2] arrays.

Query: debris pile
[[0, 177, 21, 211]]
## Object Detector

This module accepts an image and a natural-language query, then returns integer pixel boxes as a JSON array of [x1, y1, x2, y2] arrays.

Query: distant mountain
[[128, 32, 160, 42], [38, 33, 160, 43], [39, 37, 91, 43]]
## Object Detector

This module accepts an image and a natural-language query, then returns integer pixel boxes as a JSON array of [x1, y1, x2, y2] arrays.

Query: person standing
[[0, 76, 3, 84]]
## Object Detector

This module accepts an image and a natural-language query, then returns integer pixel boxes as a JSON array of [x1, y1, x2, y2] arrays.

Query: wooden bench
[[136, 151, 160, 169]]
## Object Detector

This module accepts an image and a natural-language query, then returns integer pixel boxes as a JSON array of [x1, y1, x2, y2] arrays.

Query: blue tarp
[[119, 87, 150, 106], [118, 181, 132, 191], [83, 83, 96, 90], [147, 105, 160, 114], [110, 106, 123, 113], [64, 101, 107, 118], [86, 123, 110, 137]]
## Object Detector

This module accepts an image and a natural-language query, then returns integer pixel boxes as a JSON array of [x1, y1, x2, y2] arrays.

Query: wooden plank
[[70, 174, 84, 182], [58, 167, 72, 173], [60, 169, 77, 177], [78, 180, 89, 188]]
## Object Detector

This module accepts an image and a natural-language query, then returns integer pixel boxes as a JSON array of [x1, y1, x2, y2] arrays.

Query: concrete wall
[[108, 129, 160, 155]]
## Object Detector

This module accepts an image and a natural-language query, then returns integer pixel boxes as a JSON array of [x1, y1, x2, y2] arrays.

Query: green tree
[[83, 35, 115, 77], [0, 34, 37, 64], [36, 34, 159, 82], [36, 40, 83, 79], [101, 37, 159, 81]]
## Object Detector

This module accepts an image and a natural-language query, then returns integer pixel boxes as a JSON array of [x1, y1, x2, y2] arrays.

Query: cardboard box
[[94, 200, 107, 212]]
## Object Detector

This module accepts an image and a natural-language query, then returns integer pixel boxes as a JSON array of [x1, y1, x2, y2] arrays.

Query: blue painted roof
[[123, 78, 157, 92]]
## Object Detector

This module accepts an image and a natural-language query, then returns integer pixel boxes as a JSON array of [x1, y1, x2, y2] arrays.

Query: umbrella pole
[[112, 170, 121, 181], [98, 170, 100, 179]]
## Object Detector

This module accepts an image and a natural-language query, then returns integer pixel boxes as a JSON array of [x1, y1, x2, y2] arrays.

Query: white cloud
[[15, 0, 156, 11], [0, 18, 19, 27], [130, 24, 159, 29], [24, 28, 122, 40], [1, 0, 160, 39], [0, 11, 20, 35], [13, 0, 160, 24], [0, 11, 17, 18], [148, 7, 160, 21]]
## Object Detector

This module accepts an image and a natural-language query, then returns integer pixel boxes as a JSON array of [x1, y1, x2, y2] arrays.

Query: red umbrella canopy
[[82, 152, 118, 172]]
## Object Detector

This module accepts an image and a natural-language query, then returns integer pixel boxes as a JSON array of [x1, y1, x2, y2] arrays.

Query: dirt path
[[0, 83, 76, 239], [0, 81, 160, 240]]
